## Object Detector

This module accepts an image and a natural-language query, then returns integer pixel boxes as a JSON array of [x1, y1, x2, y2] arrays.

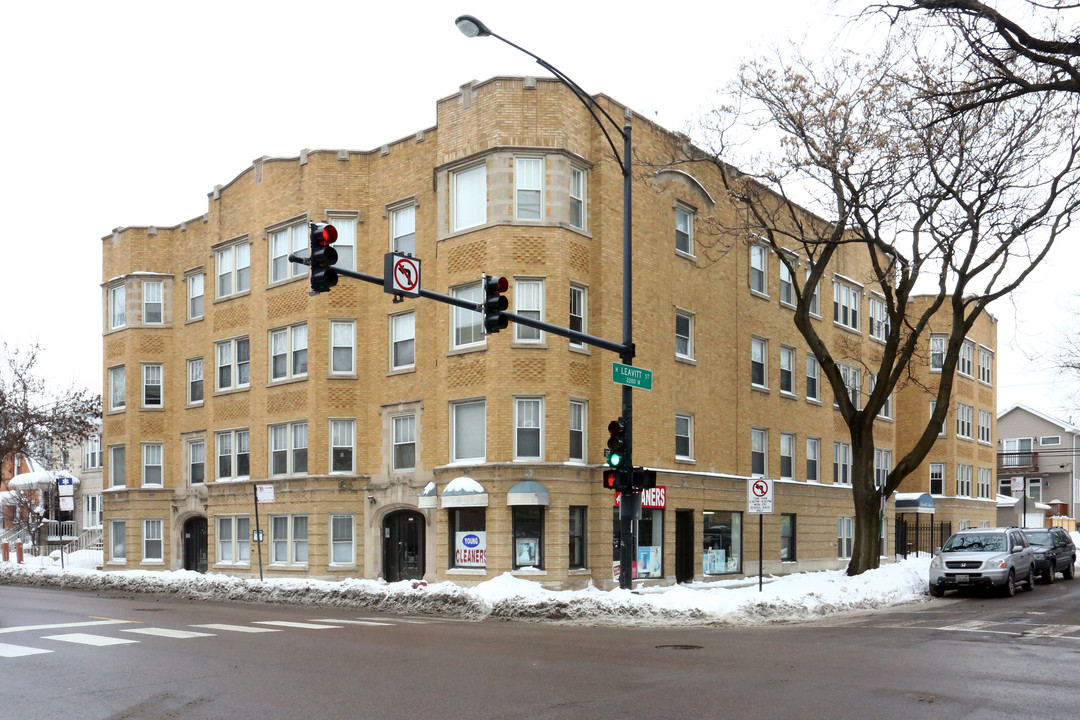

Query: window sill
[[675, 355, 697, 366], [676, 456, 696, 464], [751, 384, 770, 394], [833, 322, 862, 336], [675, 248, 697, 262], [264, 275, 308, 291], [104, 486, 127, 492], [185, 401, 204, 409], [185, 316, 204, 325], [780, 300, 796, 310], [512, 568, 547, 576], [806, 398, 823, 406], [212, 290, 251, 305], [328, 372, 359, 380], [267, 564, 310, 571], [266, 376, 308, 388], [140, 560, 165, 566], [327, 563, 357, 571], [780, 391, 797, 400], [511, 341, 547, 349], [139, 406, 165, 412], [213, 386, 251, 398], [749, 289, 771, 301], [141, 484, 164, 490], [106, 408, 126, 416], [447, 568, 487, 576], [569, 344, 591, 356], [387, 366, 416, 376], [446, 344, 487, 358], [212, 562, 251, 569], [107, 559, 127, 565], [568, 568, 591, 575]]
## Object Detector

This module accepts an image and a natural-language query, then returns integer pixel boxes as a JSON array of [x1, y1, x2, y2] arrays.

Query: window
[[930, 335, 946, 371], [452, 282, 484, 348], [676, 414, 694, 461], [143, 519, 163, 562], [187, 358, 203, 405], [839, 364, 860, 408], [780, 433, 795, 481], [703, 510, 742, 575], [570, 167, 586, 230], [142, 364, 162, 408], [930, 401, 947, 437], [84, 434, 102, 469], [514, 279, 544, 343], [676, 311, 694, 360], [217, 516, 250, 564], [958, 341, 974, 377], [143, 281, 163, 324], [833, 280, 860, 331], [83, 494, 102, 528], [874, 449, 891, 489], [142, 443, 163, 487], [269, 222, 308, 283], [868, 296, 888, 341], [109, 284, 126, 329], [569, 400, 586, 463], [271, 515, 308, 565], [838, 517, 854, 559], [781, 514, 796, 562], [977, 467, 993, 499], [675, 207, 694, 255], [392, 415, 416, 471], [331, 215, 357, 271], [189, 440, 205, 484], [330, 419, 355, 474], [1026, 477, 1043, 502], [216, 337, 250, 391], [216, 429, 250, 481], [930, 463, 945, 495], [569, 506, 587, 569], [453, 163, 487, 231], [780, 346, 795, 395], [391, 205, 416, 256], [956, 402, 973, 439], [270, 324, 307, 382], [514, 397, 543, 461], [270, 422, 307, 476], [833, 442, 852, 485], [751, 337, 767, 388], [806, 438, 820, 482], [450, 507, 486, 569], [779, 257, 795, 306], [805, 265, 821, 316], [331, 514, 355, 564], [956, 464, 973, 497], [515, 157, 543, 220], [109, 366, 125, 411], [452, 400, 485, 463], [1041, 435, 1061, 446], [110, 519, 126, 561], [109, 445, 126, 488], [978, 410, 993, 443], [806, 356, 820, 402], [188, 273, 204, 320], [978, 347, 993, 384], [1002, 437, 1034, 466], [751, 428, 767, 477], [390, 310, 414, 369], [216, 241, 251, 298], [749, 244, 767, 294], [569, 285, 587, 348], [331, 320, 356, 374], [512, 506, 544, 569], [870, 374, 892, 419]]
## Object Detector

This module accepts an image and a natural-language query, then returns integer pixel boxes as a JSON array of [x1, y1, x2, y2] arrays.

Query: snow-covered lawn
[[0, 556, 933, 626]]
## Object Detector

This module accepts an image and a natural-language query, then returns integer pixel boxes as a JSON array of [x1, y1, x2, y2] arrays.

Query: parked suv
[[1023, 527, 1077, 584], [928, 527, 1037, 598]]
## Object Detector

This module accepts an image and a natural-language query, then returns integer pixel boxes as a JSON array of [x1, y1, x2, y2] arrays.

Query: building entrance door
[[182, 517, 208, 573], [383, 510, 424, 582], [675, 509, 694, 583]]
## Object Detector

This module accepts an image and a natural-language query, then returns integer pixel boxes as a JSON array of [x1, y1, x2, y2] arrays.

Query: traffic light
[[483, 274, 509, 334], [309, 222, 339, 294], [606, 418, 627, 469], [632, 467, 657, 490], [603, 468, 620, 490]]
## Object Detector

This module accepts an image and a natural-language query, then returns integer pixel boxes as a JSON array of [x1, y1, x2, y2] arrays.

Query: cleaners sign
[[454, 531, 487, 568], [614, 486, 667, 509]]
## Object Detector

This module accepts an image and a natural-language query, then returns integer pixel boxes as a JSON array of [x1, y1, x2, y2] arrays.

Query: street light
[[456, 15, 638, 590]]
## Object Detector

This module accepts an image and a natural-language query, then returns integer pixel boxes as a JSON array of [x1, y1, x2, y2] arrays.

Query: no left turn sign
[[748, 477, 774, 514], [383, 252, 421, 297]]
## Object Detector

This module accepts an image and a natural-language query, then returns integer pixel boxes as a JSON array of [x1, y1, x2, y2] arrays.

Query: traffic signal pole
[[618, 125, 636, 591]]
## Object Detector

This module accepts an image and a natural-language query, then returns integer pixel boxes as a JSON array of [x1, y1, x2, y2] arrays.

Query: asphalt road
[[2, 578, 1079, 720]]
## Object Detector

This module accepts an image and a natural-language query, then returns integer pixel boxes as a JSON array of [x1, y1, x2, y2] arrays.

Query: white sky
[[2, 0, 1078, 420]]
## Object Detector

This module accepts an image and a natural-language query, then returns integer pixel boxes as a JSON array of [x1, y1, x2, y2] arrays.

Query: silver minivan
[[928, 527, 1037, 597]]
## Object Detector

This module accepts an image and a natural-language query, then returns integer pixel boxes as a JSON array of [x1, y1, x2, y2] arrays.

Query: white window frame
[[451, 399, 486, 464], [751, 337, 768, 389], [956, 464, 973, 497], [391, 204, 416, 256], [806, 437, 820, 483], [838, 517, 854, 559], [958, 340, 974, 378], [978, 347, 994, 385], [269, 221, 308, 283], [805, 265, 821, 317], [751, 428, 767, 477], [109, 445, 126, 489], [780, 346, 795, 396], [1041, 435, 1061, 446], [110, 519, 126, 561], [833, 442, 852, 486], [142, 443, 163, 487], [833, 280, 860, 331], [216, 515, 251, 565], [187, 272, 204, 321], [330, 419, 355, 474], [83, 493, 103, 528], [143, 281, 163, 325], [870, 373, 892, 419], [779, 257, 795, 307], [569, 166, 586, 230], [749, 244, 767, 295], [452, 163, 487, 232], [874, 448, 891, 489], [514, 278, 544, 343], [930, 334, 946, 371], [569, 284, 587, 349], [142, 363, 163, 408], [806, 356, 820, 402], [142, 519, 163, 563], [514, 156, 544, 221], [838, 363, 860, 408], [956, 402, 973, 439], [930, 462, 945, 495], [109, 283, 126, 329], [270, 514, 308, 566], [270, 421, 308, 477], [109, 365, 126, 411], [676, 310, 695, 360], [514, 396, 544, 461], [83, 434, 102, 469], [569, 400, 586, 464], [780, 432, 795, 481], [977, 467, 993, 499], [330, 320, 356, 375], [329, 214, 357, 271], [215, 336, 251, 391], [392, 415, 417, 471], [675, 206, 694, 256], [215, 240, 251, 299], [189, 439, 205, 485], [215, 429, 250, 481], [391, 311, 416, 371], [978, 410, 993, 444], [451, 282, 484, 349], [269, 324, 308, 382], [868, 295, 888, 341], [930, 400, 947, 437], [330, 514, 355, 565], [187, 357, 204, 405], [676, 413, 694, 461]]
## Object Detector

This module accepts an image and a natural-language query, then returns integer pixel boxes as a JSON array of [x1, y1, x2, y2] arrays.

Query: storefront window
[[637, 508, 664, 578], [703, 510, 742, 575], [512, 506, 544, 569], [450, 507, 486, 569], [781, 513, 796, 562]]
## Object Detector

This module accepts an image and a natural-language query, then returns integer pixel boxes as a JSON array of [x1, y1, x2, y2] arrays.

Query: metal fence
[[895, 518, 952, 559]]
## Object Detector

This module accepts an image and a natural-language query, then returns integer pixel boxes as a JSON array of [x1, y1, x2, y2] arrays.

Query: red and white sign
[[748, 477, 773, 514], [256, 484, 275, 503], [614, 486, 666, 509], [454, 531, 487, 568], [392, 255, 420, 295]]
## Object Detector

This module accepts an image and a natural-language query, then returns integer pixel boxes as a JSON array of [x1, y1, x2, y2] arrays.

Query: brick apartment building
[[99, 76, 993, 588]]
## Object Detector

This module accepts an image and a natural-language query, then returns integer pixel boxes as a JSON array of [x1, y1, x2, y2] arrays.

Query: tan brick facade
[[100, 77, 987, 588]]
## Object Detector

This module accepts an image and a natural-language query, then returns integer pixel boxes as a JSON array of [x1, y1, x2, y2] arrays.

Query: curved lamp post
[[456, 15, 638, 590]]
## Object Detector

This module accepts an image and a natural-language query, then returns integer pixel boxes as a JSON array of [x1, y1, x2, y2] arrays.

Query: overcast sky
[[2, 0, 1078, 422]]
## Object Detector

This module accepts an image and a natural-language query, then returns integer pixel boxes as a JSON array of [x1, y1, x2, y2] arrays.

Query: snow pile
[[0, 557, 931, 626]]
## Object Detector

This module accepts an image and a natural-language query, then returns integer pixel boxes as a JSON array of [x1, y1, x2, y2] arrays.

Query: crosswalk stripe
[[252, 621, 342, 629], [0, 642, 52, 658], [356, 617, 430, 624], [41, 633, 139, 647], [0, 619, 131, 635], [309, 619, 394, 626], [938, 620, 999, 631], [1023, 624, 1080, 637], [191, 624, 282, 633], [122, 628, 216, 639]]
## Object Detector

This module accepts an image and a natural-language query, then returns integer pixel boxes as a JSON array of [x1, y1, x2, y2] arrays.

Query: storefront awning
[[440, 476, 488, 508], [418, 482, 437, 509], [895, 492, 934, 514], [8, 470, 80, 492], [506, 480, 549, 506]]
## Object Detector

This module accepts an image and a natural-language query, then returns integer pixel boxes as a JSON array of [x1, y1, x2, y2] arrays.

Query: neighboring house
[[997, 404, 1080, 525], [98, 76, 989, 587]]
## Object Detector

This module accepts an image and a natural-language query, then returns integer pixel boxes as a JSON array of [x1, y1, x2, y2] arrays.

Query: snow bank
[[0, 557, 932, 626]]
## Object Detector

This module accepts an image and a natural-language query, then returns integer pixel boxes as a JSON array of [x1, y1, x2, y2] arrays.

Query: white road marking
[[1022, 624, 1080, 637], [252, 621, 342, 629], [122, 628, 216, 639], [938, 620, 1000, 631], [355, 616, 431, 624], [0, 619, 131, 635], [191, 624, 282, 633], [0, 642, 52, 658], [309, 619, 394, 626], [42, 633, 139, 647]]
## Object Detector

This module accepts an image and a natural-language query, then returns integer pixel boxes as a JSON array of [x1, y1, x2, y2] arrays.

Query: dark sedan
[[1023, 527, 1077, 583]]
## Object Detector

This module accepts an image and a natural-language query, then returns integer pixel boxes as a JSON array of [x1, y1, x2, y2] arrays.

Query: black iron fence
[[895, 518, 952, 559]]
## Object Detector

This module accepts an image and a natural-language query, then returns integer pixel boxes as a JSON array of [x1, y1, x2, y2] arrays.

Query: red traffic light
[[603, 469, 620, 490], [485, 275, 509, 293], [311, 222, 338, 246]]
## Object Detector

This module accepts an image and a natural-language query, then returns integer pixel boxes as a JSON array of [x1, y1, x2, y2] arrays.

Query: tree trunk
[[847, 441, 882, 576]]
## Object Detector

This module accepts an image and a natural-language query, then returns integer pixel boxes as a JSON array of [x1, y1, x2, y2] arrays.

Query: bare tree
[[659, 38, 1080, 574], [0, 343, 100, 468], [6, 486, 50, 546]]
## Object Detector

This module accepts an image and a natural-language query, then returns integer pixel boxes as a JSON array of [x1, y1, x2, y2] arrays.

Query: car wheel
[[929, 583, 944, 598], [1024, 565, 1037, 591], [1000, 570, 1016, 597], [1065, 559, 1076, 580], [1044, 564, 1056, 584]]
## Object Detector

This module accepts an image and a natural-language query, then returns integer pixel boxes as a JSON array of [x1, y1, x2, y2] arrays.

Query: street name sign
[[612, 362, 652, 390]]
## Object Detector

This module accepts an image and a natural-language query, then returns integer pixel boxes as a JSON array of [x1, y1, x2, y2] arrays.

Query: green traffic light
[[608, 451, 622, 467]]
